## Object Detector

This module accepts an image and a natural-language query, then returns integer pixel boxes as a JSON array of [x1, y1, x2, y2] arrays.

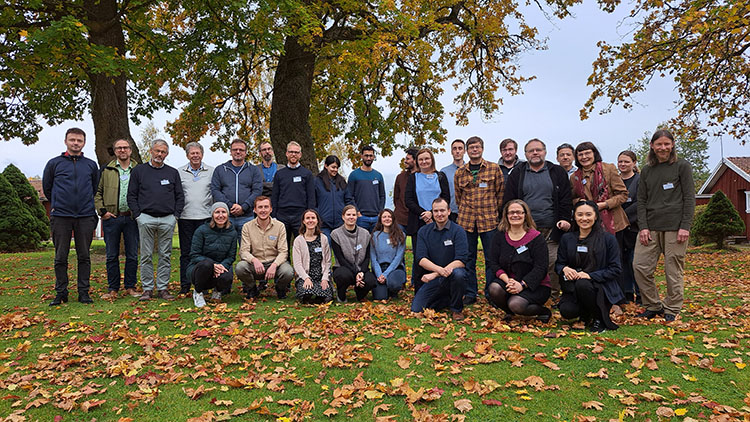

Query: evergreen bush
[[0, 173, 42, 252], [692, 190, 746, 249], [2, 164, 49, 241]]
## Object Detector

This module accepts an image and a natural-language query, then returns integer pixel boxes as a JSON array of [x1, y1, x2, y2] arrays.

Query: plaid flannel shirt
[[454, 159, 504, 233]]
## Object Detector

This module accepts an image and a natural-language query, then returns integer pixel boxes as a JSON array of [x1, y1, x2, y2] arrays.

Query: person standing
[[454, 136, 504, 306], [128, 139, 185, 301], [556, 143, 577, 177], [498, 138, 523, 180], [392, 147, 419, 231], [272, 141, 316, 246], [257, 141, 277, 197], [504, 138, 572, 303], [315, 155, 354, 239], [616, 150, 641, 304], [347, 145, 385, 232], [440, 139, 465, 222], [634, 129, 694, 322], [95, 138, 140, 300], [210, 138, 263, 239], [44, 128, 100, 306], [177, 142, 214, 295]]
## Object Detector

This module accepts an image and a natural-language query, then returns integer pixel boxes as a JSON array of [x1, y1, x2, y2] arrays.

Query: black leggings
[[192, 259, 233, 294], [333, 267, 377, 301], [487, 282, 548, 317], [559, 278, 603, 323]]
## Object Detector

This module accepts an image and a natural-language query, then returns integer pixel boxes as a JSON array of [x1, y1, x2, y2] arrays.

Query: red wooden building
[[696, 157, 750, 241]]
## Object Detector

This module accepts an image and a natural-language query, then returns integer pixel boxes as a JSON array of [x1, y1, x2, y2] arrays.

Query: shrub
[[0, 173, 42, 252], [690, 204, 707, 246], [692, 190, 745, 249], [2, 164, 49, 241]]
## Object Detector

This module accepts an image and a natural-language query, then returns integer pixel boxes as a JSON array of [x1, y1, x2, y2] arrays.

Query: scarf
[[572, 162, 615, 234]]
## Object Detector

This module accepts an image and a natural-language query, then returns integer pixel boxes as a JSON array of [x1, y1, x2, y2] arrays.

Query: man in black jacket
[[503, 138, 572, 301]]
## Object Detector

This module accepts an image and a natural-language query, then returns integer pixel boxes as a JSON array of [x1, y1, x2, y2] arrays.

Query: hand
[[419, 210, 433, 223], [596, 201, 607, 211], [577, 271, 590, 279], [421, 272, 438, 283], [377, 274, 386, 284], [355, 272, 364, 287], [252, 258, 265, 275], [437, 266, 452, 278], [639, 229, 651, 246], [213, 263, 227, 277], [265, 263, 277, 280], [102, 212, 115, 220], [506, 279, 522, 294], [562, 266, 579, 281], [321, 279, 329, 290], [677, 228, 690, 244], [230, 204, 244, 216], [556, 220, 571, 231], [303, 278, 313, 289]]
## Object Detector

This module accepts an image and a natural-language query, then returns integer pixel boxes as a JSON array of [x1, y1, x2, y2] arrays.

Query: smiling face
[[326, 162, 339, 178], [576, 148, 595, 169], [432, 200, 450, 224], [574, 203, 597, 232], [286, 145, 301, 165], [403, 154, 415, 171], [618, 154, 635, 174], [187, 146, 203, 168], [557, 147, 574, 170], [380, 210, 393, 229], [651, 136, 674, 163], [467, 141, 483, 161], [342, 208, 358, 227], [230, 142, 247, 164], [362, 150, 375, 167], [505, 203, 526, 228], [212, 207, 229, 227], [254, 198, 272, 220], [113, 139, 131, 162], [417, 151, 433, 172], [303, 211, 318, 232]]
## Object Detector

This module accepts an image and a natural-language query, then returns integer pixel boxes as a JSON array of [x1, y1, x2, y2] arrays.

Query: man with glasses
[[95, 138, 140, 300], [272, 141, 315, 246], [498, 138, 524, 180], [504, 138, 572, 303], [454, 136, 504, 306], [347, 145, 385, 232]]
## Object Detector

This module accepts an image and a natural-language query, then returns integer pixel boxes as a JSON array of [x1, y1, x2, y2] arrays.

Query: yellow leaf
[[18, 30, 28, 38], [675, 408, 687, 416], [364, 390, 384, 399], [682, 373, 697, 382], [735, 362, 746, 369]]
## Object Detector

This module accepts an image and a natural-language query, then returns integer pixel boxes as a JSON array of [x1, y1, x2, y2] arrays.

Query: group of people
[[43, 127, 694, 331]]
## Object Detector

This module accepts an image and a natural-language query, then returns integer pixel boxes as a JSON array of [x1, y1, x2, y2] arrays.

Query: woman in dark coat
[[616, 150, 641, 304], [486, 200, 551, 322], [556, 200, 624, 332], [315, 155, 354, 240], [188, 202, 237, 307]]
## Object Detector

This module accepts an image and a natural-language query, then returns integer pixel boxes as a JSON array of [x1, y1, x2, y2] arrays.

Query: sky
[[2, 2, 747, 183]]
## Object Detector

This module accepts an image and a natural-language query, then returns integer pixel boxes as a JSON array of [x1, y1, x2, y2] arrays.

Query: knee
[[487, 282, 503, 298], [387, 271, 406, 289], [507, 300, 526, 315], [450, 267, 469, 282], [558, 303, 578, 320], [575, 278, 595, 294], [276, 263, 294, 281]]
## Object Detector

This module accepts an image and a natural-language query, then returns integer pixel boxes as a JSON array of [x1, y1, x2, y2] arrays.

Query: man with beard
[[257, 141, 277, 197], [498, 138, 524, 180], [393, 147, 419, 231], [271, 141, 316, 246], [347, 145, 385, 232]]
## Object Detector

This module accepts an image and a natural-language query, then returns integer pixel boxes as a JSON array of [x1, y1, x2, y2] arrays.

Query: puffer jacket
[[187, 222, 238, 278]]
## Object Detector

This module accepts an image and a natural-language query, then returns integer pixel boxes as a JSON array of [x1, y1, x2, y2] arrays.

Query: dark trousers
[[102, 215, 139, 291], [333, 267, 377, 301], [282, 221, 301, 253], [559, 278, 617, 329], [51, 215, 98, 295], [616, 229, 640, 298], [192, 259, 233, 293], [178, 218, 209, 291], [466, 228, 496, 299], [411, 268, 468, 313]]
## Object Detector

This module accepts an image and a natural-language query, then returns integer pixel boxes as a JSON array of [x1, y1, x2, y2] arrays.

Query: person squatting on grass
[[292, 209, 334, 303], [331, 205, 377, 302], [370, 209, 407, 300]]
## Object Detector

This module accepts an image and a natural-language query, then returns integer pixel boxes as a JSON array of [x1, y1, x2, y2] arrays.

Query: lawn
[[0, 241, 749, 421]]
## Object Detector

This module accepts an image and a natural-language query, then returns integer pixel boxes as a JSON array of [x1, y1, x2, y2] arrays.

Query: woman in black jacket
[[616, 150, 640, 304], [556, 200, 624, 332]]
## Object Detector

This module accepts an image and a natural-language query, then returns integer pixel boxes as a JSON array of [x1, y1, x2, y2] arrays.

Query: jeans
[[466, 229, 496, 300], [137, 213, 177, 292], [356, 215, 378, 232], [102, 215, 139, 291], [230, 215, 253, 246], [411, 267, 468, 313], [371, 266, 407, 300], [50, 215, 98, 295], [178, 218, 209, 291]]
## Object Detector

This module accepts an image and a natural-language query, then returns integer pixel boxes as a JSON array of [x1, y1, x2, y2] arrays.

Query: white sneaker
[[210, 290, 222, 301], [193, 290, 206, 308]]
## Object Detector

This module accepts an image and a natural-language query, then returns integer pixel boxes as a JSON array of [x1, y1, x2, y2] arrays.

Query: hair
[[151, 139, 169, 150], [431, 196, 449, 209], [647, 129, 677, 166], [498, 199, 536, 232], [451, 139, 465, 148], [499, 138, 517, 151], [524, 138, 546, 151], [286, 141, 301, 151], [65, 127, 86, 140], [230, 138, 247, 149], [466, 136, 484, 148], [571, 200, 606, 263], [341, 204, 358, 218], [556, 143, 574, 154], [361, 145, 375, 154], [299, 209, 321, 236], [618, 150, 639, 174], [373, 209, 405, 247], [209, 207, 232, 229], [258, 141, 272, 152], [112, 138, 130, 148], [317, 155, 347, 191], [405, 147, 419, 161], [185, 141, 204, 155], [254, 195, 271, 208], [416, 148, 437, 173], [573, 141, 603, 168]]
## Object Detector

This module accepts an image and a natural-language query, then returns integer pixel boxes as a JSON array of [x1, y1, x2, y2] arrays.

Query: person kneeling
[[556, 200, 624, 332], [410, 198, 469, 321], [486, 200, 552, 322], [331, 205, 377, 302], [189, 202, 237, 307], [293, 209, 334, 303], [370, 209, 407, 300]]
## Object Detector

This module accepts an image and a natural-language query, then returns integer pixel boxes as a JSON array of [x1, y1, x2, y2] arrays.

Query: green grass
[[0, 242, 748, 421]]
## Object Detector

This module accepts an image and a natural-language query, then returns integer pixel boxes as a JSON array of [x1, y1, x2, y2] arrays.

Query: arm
[[680, 160, 696, 231], [307, 172, 316, 209], [241, 166, 263, 213], [173, 170, 185, 218], [126, 168, 140, 218], [587, 234, 622, 283], [485, 231, 504, 279], [370, 235, 382, 278], [238, 224, 255, 263], [519, 234, 549, 291], [603, 164, 628, 209], [360, 242, 372, 273], [503, 169, 519, 204], [90, 161, 100, 199], [330, 237, 357, 273], [382, 241, 405, 278], [495, 168, 505, 215], [271, 172, 280, 218], [272, 224, 289, 267], [189, 227, 209, 264], [210, 168, 231, 206], [42, 160, 54, 202], [636, 169, 649, 230], [220, 232, 238, 270], [378, 173, 385, 210], [346, 172, 358, 209], [556, 168, 573, 224], [404, 174, 425, 214], [438, 172, 450, 206], [453, 170, 463, 210], [94, 167, 106, 215], [321, 235, 332, 281], [291, 237, 310, 281], [344, 180, 355, 205], [554, 234, 572, 275]]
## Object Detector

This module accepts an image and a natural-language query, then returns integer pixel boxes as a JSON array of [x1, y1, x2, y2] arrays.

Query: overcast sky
[[2, 3, 747, 181]]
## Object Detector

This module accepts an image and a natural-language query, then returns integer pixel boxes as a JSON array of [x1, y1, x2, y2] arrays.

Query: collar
[[148, 160, 165, 168], [261, 161, 276, 169], [184, 162, 205, 172], [432, 220, 452, 232], [253, 217, 275, 229], [116, 160, 133, 170], [287, 162, 301, 169]]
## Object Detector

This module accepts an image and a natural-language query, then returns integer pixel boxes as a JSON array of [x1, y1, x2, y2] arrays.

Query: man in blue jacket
[[210, 138, 263, 240], [43, 127, 100, 306]]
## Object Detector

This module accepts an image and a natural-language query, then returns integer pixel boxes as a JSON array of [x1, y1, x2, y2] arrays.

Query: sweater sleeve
[[503, 169, 520, 204], [370, 235, 382, 278], [378, 173, 386, 210], [587, 234, 622, 284], [438, 172, 450, 206], [220, 231, 237, 270], [94, 167, 106, 215], [519, 234, 549, 291], [331, 237, 357, 273], [292, 236, 309, 281], [273, 225, 289, 267], [42, 159, 54, 202], [636, 168, 649, 230], [679, 160, 696, 231], [555, 233, 573, 275], [271, 171, 280, 218], [383, 241, 405, 278], [405, 173, 424, 214], [307, 170, 316, 209], [127, 167, 141, 218], [604, 164, 628, 210], [486, 231, 504, 280], [189, 226, 208, 266], [174, 169, 185, 218], [321, 235, 332, 281]]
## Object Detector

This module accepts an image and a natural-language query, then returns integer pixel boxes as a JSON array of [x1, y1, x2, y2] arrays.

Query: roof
[[697, 157, 750, 196], [28, 178, 47, 201]]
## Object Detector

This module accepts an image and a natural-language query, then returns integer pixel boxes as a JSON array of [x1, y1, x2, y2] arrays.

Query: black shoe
[[664, 313, 676, 322], [503, 313, 514, 322], [536, 307, 552, 323], [635, 295, 642, 305], [258, 281, 268, 291], [336, 290, 347, 303], [462, 296, 477, 306], [78, 292, 93, 304], [276, 289, 287, 300], [245, 287, 259, 300], [636, 309, 664, 319], [589, 319, 606, 333], [178, 286, 191, 295], [49, 293, 68, 306]]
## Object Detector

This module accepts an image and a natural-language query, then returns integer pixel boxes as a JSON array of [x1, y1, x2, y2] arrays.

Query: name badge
[[663, 182, 674, 190], [479, 182, 488, 188], [120, 174, 129, 181], [355, 244, 362, 251], [372, 179, 379, 185], [386, 238, 391, 244], [293, 176, 302, 183], [314, 247, 322, 253], [426, 174, 436, 180], [582, 179, 587, 185], [516, 245, 528, 254], [626, 197, 633, 203], [160, 179, 170, 185], [577, 245, 588, 253], [443, 239, 453, 246], [269, 235, 277, 240]]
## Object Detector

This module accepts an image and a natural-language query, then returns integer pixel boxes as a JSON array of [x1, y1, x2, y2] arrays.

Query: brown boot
[[157, 290, 175, 300], [125, 288, 141, 298], [139, 290, 153, 301], [101, 290, 118, 301], [452, 311, 466, 321]]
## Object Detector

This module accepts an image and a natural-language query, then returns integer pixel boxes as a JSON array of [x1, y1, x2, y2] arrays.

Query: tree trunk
[[270, 36, 318, 172], [84, 0, 141, 166]]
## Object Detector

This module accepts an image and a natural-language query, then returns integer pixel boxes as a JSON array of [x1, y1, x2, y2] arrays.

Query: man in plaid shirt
[[454, 136, 504, 305]]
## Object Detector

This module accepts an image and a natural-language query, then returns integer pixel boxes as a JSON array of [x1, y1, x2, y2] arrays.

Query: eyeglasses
[[507, 210, 525, 216], [114, 146, 131, 150], [287, 150, 301, 155]]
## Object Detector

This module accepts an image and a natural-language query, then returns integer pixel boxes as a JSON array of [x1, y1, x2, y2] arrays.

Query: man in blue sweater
[[271, 141, 315, 247], [347, 145, 385, 232], [210, 138, 263, 240], [43, 128, 100, 306], [128, 139, 185, 301]]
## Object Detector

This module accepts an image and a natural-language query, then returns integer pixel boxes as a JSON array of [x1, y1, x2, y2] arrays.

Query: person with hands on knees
[[292, 209, 334, 303], [370, 209, 407, 300], [556, 200, 624, 333], [331, 205, 377, 302], [188, 202, 237, 307], [486, 200, 552, 322]]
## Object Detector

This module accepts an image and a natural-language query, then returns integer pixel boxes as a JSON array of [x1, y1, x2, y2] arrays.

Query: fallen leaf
[[582, 400, 604, 410], [454, 398, 472, 413]]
